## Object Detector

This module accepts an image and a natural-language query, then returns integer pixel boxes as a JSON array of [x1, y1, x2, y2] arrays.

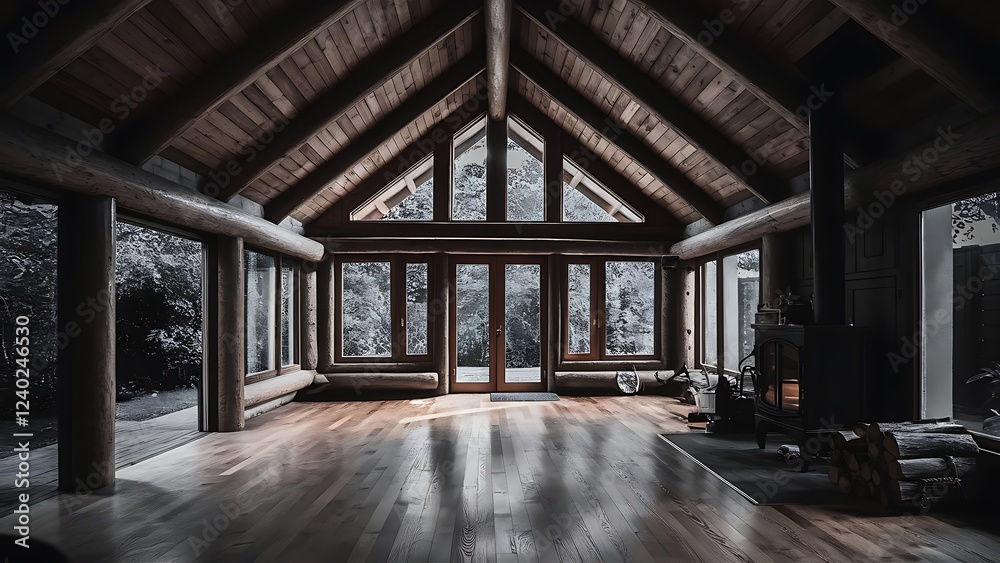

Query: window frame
[[561, 256, 662, 363], [334, 254, 433, 364], [245, 248, 300, 384], [695, 242, 761, 376]]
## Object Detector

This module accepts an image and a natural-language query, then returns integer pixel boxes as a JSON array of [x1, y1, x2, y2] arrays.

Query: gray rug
[[658, 433, 853, 506], [490, 392, 559, 402]]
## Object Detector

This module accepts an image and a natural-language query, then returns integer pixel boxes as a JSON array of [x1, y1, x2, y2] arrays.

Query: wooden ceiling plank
[[632, 0, 809, 134], [217, 4, 480, 200], [263, 55, 484, 223], [519, 3, 785, 204], [511, 46, 724, 224], [109, 0, 368, 165], [0, 0, 154, 109]]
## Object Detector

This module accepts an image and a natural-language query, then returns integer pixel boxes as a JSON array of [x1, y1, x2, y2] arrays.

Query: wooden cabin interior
[[1, 0, 999, 560]]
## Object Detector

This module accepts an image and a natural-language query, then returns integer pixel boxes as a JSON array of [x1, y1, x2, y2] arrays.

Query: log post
[[317, 256, 336, 371], [205, 235, 245, 432], [58, 195, 116, 492], [547, 255, 561, 392], [433, 254, 450, 395], [300, 266, 318, 370], [670, 265, 696, 369]]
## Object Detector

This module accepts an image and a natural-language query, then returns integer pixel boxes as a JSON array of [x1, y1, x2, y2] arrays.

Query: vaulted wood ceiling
[[3, 0, 995, 229]]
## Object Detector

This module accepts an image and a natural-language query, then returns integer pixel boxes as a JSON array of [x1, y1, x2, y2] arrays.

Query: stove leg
[[755, 423, 767, 449]]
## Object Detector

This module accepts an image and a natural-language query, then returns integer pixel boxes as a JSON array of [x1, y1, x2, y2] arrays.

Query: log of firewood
[[856, 421, 968, 436], [883, 432, 979, 460], [884, 457, 977, 481], [871, 469, 881, 486], [829, 465, 841, 485], [860, 462, 872, 482], [881, 481, 928, 507], [839, 475, 853, 494], [846, 453, 861, 472], [884, 478, 962, 506]]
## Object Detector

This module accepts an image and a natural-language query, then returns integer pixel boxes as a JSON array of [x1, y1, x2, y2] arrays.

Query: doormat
[[490, 392, 559, 402], [657, 433, 858, 506]]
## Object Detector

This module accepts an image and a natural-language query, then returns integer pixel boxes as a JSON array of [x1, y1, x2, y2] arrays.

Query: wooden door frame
[[449, 255, 548, 393]]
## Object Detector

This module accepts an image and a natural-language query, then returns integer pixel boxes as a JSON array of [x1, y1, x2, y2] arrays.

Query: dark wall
[[787, 205, 916, 421]]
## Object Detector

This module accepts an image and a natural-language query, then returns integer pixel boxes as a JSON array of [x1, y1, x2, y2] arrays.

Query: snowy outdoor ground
[[457, 366, 542, 384]]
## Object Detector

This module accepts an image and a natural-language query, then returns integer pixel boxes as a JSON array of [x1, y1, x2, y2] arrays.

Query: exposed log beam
[[671, 114, 1000, 259], [109, 0, 366, 165], [315, 237, 676, 256], [827, 0, 995, 114], [0, 0, 153, 109], [308, 222, 676, 241], [218, 4, 482, 201], [518, 2, 786, 205], [511, 47, 726, 225], [508, 94, 682, 231], [263, 54, 485, 223], [485, 0, 513, 120], [632, 0, 810, 133], [0, 115, 325, 261], [308, 102, 486, 230]]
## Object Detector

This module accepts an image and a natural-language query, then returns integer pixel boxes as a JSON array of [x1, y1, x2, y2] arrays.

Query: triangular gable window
[[562, 157, 643, 223], [351, 155, 434, 221]]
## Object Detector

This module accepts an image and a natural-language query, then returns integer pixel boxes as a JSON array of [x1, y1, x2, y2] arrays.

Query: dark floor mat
[[490, 392, 559, 402], [658, 432, 855, 506]]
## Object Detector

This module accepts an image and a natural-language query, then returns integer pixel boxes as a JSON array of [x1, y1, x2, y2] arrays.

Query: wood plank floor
[[0, 406, 204, 512], [3, 395, 999, 562]]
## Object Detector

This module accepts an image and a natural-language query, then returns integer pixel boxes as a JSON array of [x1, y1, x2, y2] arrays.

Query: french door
[[450, 257, 548, 392]]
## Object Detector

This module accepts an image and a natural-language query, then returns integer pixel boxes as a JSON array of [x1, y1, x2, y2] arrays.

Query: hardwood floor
[[4, 395, 999, 562]]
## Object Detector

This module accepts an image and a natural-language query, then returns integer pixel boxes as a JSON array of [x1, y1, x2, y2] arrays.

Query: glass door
[[450, 257, 547, 392]]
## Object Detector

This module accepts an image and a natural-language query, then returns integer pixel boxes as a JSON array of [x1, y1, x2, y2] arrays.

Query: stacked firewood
[[827, 421, 979, 509]]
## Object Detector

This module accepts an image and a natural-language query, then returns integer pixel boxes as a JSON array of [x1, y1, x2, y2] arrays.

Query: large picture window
[[246, 250, 276, 375], [336, 256, 430, 362], [564, 258, 659, 361], [245, 250, 299, 380], [698, 248, 759, 374]]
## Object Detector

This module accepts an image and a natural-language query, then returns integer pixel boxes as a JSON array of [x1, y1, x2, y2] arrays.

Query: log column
[[432, 254, 450, 395], [206, 235, 244, 432], [547, 255, 560, 391], [300, 267, 318, 370], [669, 265, 696, 369], [317, 256, 335, 371], [58, 195, 116, 492]]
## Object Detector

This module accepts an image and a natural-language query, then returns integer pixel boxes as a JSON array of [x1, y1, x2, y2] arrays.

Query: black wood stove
[[753, 323, 870, 467]]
